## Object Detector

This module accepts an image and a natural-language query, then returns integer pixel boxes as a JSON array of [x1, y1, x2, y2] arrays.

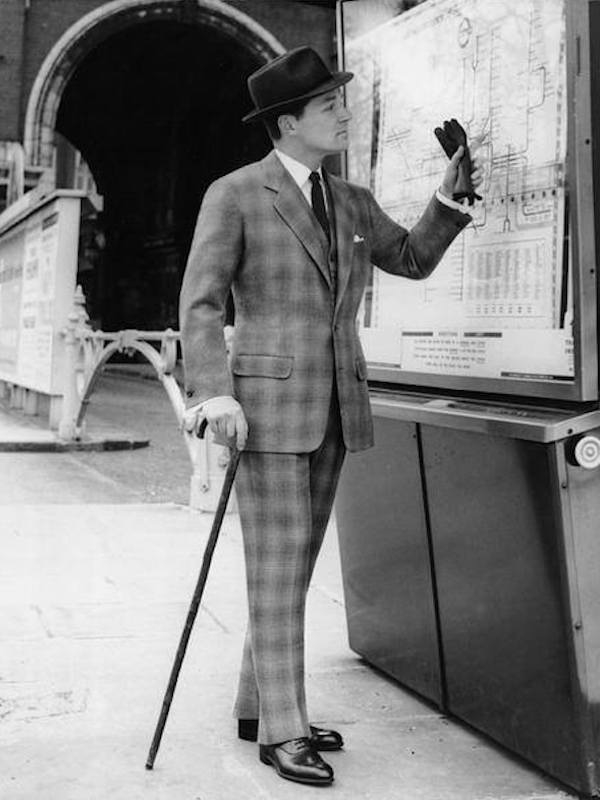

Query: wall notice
[[0, 193, 81, 395], [345, 0, 572, 385]]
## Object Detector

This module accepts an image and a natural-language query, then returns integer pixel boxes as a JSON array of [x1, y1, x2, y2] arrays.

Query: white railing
[[59, 286, 233, 512]]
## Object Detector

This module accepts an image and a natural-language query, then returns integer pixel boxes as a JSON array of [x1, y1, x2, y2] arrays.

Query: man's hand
[[183, 396, 248, 450], [440, 145, 484, 204]]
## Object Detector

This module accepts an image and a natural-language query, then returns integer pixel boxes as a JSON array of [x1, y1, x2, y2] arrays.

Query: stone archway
[[24, 0, 284, 169], [22, 0, 285, 330]]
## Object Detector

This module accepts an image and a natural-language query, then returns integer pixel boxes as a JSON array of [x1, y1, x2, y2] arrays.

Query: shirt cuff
[[436, 189, 471, 215], [185, 395, 231, 414], [200, 395, 236, 410]]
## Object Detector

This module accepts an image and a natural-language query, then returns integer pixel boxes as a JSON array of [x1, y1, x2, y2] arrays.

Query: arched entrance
[[24, 0, 284, 329]]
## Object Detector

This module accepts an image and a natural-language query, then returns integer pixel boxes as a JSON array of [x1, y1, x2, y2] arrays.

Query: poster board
[[341, 0, 597, 401], [0, 191, 83, 396]]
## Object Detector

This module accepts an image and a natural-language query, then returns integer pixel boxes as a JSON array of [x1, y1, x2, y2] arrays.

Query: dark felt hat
[[242, 46, 353, 123]]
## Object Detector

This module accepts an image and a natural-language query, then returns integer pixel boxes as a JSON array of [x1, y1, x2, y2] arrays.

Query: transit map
[[345, 0, 573, 383]]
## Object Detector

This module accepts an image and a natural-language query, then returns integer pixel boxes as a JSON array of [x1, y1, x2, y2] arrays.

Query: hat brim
[[242, 71, 354, 123]]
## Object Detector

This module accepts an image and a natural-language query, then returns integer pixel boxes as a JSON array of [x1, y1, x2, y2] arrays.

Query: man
[[180, 46, 482, 787]]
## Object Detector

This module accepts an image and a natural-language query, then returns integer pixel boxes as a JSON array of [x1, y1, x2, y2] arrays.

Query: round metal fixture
[[573, 435, 600, 470]]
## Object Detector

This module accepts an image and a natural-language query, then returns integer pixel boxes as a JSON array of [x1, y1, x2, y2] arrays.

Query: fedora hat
[[242, 46, 353, 123]]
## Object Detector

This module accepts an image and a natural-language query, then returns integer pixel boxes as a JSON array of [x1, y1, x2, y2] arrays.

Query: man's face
[[286, 89, 352, 158]]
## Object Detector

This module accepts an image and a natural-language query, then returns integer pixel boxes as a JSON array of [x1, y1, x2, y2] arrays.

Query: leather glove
[[183, 396, 248, 450], [434, 118, 482, 206]]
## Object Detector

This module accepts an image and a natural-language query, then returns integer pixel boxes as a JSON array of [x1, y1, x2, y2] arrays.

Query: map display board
[[344, 0, 575, 392], [0, 193, 81, 395]]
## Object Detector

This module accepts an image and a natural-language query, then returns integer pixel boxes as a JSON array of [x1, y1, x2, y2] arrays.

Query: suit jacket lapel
[[326, 171, 355, 314], [262, 151, 332, 288]]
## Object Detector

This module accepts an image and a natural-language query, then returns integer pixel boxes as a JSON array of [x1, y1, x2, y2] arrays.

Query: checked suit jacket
[[179, 150, 471, 453]]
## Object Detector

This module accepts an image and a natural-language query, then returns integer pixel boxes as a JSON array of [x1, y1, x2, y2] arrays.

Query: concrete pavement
[[0, 395, 579, 800], [0, 393, 149, 452]]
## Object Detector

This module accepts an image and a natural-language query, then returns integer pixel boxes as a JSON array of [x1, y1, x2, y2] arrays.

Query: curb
[[0, 436, 150, 453]]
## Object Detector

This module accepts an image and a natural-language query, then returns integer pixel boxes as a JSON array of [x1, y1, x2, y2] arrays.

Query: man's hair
[[262, 97, 310, 141]]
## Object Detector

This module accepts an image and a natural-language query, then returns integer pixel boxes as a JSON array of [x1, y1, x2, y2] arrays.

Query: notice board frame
[[337, 0, 599, 403], [0, 189, 84, 397]]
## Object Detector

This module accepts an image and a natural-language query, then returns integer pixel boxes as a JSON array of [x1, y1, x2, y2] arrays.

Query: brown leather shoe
[[259, 737, 334, 785], [238, 719, 343, 751]]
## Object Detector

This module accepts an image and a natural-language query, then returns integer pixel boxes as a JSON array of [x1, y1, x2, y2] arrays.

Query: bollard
[[10, 384, 24, 409], [23, 389, 39, 416], [58, 309, 81, 440], [189, 428, 238, 513]]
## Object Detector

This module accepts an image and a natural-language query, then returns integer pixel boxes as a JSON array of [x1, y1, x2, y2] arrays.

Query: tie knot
[[309, 171, 321, 186]]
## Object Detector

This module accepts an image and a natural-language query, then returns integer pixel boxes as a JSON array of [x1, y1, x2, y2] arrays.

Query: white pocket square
[[353, 234, 365, 243]]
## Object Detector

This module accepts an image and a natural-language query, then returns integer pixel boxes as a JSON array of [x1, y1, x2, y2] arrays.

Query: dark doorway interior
[[56, 20, 270, 330]]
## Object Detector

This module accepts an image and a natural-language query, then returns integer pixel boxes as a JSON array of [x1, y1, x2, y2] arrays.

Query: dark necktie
[[309, 171, 330, 242]]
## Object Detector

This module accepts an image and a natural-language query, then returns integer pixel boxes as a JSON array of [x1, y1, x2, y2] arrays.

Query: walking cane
[[145, 419, 241, 770]]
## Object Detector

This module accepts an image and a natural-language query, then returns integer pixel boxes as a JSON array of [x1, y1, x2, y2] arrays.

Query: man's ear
[[278, 113, 296, 136]]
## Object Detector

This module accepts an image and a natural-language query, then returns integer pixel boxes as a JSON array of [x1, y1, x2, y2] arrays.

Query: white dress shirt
[[275, 149, 329, 211]]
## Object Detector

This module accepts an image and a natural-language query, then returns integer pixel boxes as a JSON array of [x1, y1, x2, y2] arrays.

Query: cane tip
[[145, 762, 154, 770]]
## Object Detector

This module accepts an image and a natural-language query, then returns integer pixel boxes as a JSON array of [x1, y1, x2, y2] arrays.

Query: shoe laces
[[279, 737, 311, 754]]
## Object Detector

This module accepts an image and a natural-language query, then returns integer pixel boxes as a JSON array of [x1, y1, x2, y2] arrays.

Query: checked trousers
[[232, 387, 346, 745]]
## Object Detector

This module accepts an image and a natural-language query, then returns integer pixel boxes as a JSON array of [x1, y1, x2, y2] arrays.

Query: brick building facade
[[0, 0, 337, 328]]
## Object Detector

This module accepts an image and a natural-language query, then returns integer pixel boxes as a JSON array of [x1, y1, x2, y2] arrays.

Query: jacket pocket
[[355, 357, 368, 381], [232, 354, 293, 379]]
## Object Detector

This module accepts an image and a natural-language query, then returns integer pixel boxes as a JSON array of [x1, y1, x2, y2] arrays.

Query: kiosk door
[[336, 417, 442, 705]]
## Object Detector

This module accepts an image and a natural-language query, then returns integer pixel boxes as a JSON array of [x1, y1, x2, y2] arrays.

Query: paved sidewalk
[[0, 400, 148, 452], [0, 501, 576, 800]]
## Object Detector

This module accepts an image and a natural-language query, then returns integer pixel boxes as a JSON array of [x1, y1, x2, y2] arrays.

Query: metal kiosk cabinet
[[337, 395, 600, 796], [335, 0, 600, 794]]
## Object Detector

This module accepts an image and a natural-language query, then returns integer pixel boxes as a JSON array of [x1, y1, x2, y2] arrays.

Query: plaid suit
[[179, 150, 470, 743]]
